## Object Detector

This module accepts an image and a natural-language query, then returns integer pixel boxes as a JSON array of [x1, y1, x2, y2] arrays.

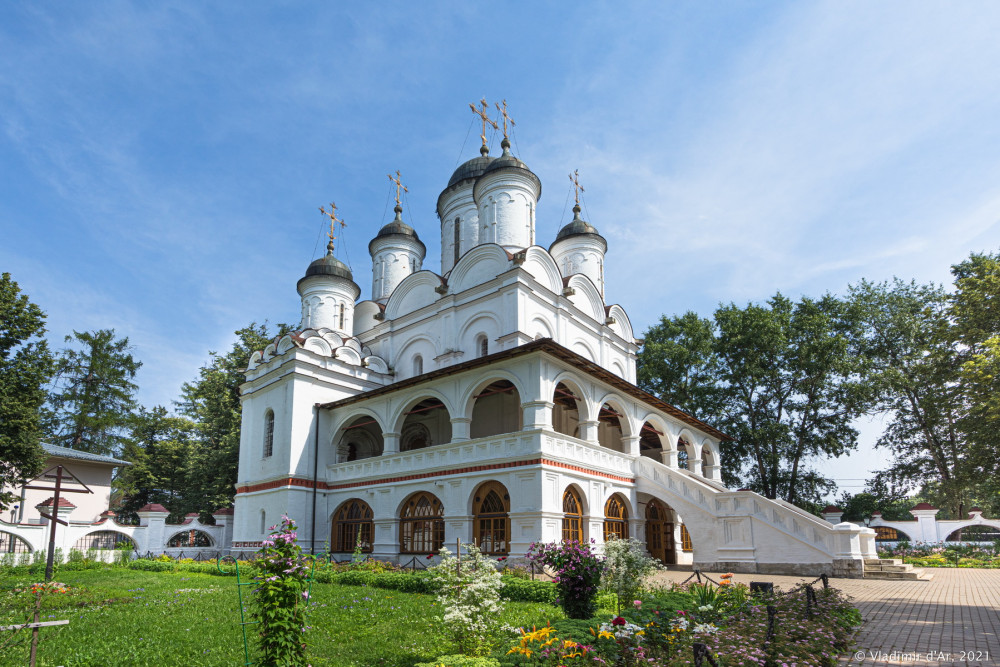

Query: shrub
[[527, 540, 603, 619], [600, 536, 660, 614], [414, 655, 501, 667], [427, 544, 507, 657]]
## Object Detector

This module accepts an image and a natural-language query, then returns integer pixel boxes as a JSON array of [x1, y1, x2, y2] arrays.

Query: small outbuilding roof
[[41, 443, 131, 467]]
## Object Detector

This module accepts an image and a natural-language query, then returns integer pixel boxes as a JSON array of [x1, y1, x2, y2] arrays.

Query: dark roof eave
[[318, 338, 731, 441]]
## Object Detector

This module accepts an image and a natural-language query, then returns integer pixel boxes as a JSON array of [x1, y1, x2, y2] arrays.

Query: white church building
[[230, 114, 877, 577]]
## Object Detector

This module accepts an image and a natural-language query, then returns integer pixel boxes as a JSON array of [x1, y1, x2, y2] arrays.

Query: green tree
[[179, 322, 287, 511], [837, 474, 915, 523], [636, 311, 723, 422], [0, 273, 54, 511], [115, 406, 197, 523], [639, 294, 866, 502], [46, 329, 141, 456]]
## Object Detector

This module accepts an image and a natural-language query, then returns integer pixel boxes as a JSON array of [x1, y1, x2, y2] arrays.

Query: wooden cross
[[318, 202, 345, 252], [469, 98, 498, 148], [495, 99, 515, 139], [387, 170, 408, 207], [569, 169, 585, 205]]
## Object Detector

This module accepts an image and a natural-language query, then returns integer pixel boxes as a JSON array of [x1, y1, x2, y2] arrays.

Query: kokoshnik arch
[[231, 104, 878, 576]]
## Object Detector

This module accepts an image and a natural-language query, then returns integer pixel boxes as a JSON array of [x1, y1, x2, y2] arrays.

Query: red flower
[[612, 616, 626, 626], [426, 554, 434, 559]]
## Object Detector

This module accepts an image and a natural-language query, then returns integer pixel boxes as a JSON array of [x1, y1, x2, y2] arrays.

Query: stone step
[[865, 564, 912, 573], [865, 558, 902, 566], [863, 569, 932, 581]]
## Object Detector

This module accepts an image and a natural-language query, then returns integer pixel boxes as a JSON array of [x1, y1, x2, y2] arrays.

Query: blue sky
[[2, 2, 999, 493]]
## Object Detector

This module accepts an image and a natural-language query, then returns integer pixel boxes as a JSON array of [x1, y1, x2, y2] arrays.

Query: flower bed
[[495, 578, 861, 666], [878, 541, 1000, 568]]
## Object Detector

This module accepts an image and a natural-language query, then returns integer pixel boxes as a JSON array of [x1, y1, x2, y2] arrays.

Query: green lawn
[[0, 569, 563, 666]]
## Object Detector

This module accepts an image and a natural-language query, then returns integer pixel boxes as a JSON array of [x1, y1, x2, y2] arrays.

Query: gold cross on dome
[[495, 99, 515, 139], [569, 170, 585, 205], [388, 170, 408, 207], [319, 202, 345, 251], [469, 98, 498, 148]]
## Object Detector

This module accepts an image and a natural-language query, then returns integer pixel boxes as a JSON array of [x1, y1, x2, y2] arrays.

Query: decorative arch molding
[[389, 390, 456, 433], [276, 335, 297, 354], [529, 316, 554, 340], [594, 392, 637, 438], [549, 372, 595, 423], [605, 304, 633, 342], [247, 350, 264, 370], [364, 356, 390, 374], [334, 346, 363, 366], [303, 336, 333, 357], [449, 244, 512, 294], [384, 271, 445, 320], [611, 360, 626, 379], [565, 274, 605, 322], [518, 246, 563, 294], [460, 371, 529, 420], [459, 312, 502, 359], [571, 338, 597, 363]]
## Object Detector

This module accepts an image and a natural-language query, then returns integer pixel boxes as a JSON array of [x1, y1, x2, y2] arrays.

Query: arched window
[[338, 303, 346, 330], [167, 530, 213, 548], [562, 487, 584, 543], [260, 510, 266, 535], [74, 531, 135, 550], [874, 526, 912, 542], [478, 335, 489, 358], [413, 355, 423, 376], [645, 499, 676, 565], [400, 492, 445, 554], [603, 494, 629, 541], [263, 410, 274, 458], [332, 499, 374, 553], [679, 523, 693, 552], [473, 481, 510, 555], [0, 531, 32, 553], [453, 217, 461, 264]]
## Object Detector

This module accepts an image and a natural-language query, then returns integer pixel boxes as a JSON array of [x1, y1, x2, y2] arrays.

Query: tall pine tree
[[47, 329, 141, 456]]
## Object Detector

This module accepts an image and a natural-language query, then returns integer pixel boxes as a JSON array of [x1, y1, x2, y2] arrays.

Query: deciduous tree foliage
[[115, 406, 197, 523], [46, 329, 141, 456], [0, 273, 53, 511], [638, 293, 866, 503]]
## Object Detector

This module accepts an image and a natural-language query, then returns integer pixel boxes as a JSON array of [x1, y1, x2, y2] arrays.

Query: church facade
[[230, 113, 877, 576]]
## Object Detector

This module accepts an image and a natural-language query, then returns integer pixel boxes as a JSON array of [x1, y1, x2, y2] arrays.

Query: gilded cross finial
[[387, 170, 408, 207], [495, 99, 515, 140], [319, 202, 345, 254], [469, 98, 498, 149], [569, 170, 585, 206]]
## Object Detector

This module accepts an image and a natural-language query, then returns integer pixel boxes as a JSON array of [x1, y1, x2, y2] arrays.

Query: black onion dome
[[551, 205, 607, 251], [302, 254, 353, 281], [479, 139, 542, 195], [369, 205, 427, 256], [447, 146, 495, 188]]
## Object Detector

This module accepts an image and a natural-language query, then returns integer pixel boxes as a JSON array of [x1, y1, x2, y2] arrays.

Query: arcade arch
[[400, 398, 451, 451], [336, 415, 384, 462], [470, 379, 521, 439]]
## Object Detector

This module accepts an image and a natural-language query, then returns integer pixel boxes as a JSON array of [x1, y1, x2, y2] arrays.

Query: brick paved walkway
[[649, 568, 999, 666]]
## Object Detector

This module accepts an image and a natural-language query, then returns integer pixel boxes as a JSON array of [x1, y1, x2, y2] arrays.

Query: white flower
[[693, 622, 719, 635], [697, 604, 714, 612]]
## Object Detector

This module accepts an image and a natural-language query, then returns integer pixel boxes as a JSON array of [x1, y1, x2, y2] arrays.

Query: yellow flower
[[598, 630, 615, 640]]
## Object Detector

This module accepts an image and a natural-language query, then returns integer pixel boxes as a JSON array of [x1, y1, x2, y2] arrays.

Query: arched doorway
[[400, 398, 451, 451], [331, 499, 374, 553], [562, 486, 584, 543], [645, 499, 676, 565], [472, 481, 510, 555], [552, 382, 581, 438], [470, 379, 521, 439], [603, 494, 629, 540], [336, 416, 384, 462], [399, 491, 445, 554]]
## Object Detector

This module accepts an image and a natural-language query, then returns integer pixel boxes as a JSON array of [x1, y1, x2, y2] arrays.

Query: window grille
[[473, 482, 510, 555], [399, 492, 445, 554], [332, 499, 374, 553], [603, 495, 629, 540], [0, 531, 31, 553], [167, 530, 212, 548], [562, 487, 583, 543], [74, 531, 135, 550]]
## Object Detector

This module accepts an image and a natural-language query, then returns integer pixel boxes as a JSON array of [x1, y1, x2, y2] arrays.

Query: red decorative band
[[236, 458, 634, 495]]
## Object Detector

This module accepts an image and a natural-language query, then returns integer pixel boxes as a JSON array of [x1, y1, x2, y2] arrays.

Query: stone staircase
[[863, 558, 933, 581]]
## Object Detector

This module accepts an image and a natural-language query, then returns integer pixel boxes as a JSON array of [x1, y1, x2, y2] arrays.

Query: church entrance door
[[645, 499, 676, 565]]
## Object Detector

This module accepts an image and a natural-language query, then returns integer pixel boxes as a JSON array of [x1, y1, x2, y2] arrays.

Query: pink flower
[[633, 600, 642, 608]]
